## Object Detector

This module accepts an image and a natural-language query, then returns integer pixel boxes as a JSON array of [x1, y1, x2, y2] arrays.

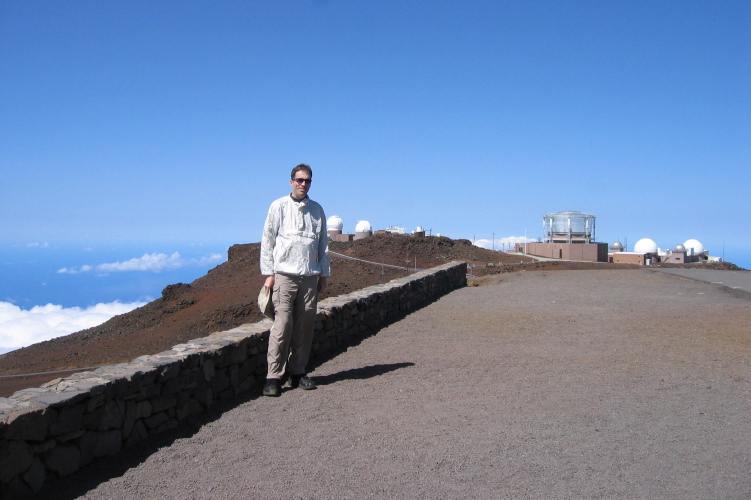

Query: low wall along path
[[0, 262, 467, 498]]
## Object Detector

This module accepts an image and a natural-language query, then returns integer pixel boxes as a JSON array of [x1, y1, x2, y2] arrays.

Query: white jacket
[[260, 195, 330, 277]]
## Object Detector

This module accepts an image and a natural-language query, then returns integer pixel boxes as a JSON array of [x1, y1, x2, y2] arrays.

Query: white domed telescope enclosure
[[354, 220, 373, 240], [683, 239, 705, 257], [326, 215, 356, 242], [543, 211, 596, 244], [327, 215, 344, 236], [633, 238, 658, 254]]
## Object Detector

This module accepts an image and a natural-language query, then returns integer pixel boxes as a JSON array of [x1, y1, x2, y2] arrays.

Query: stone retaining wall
[[0, 261, 466, 498]]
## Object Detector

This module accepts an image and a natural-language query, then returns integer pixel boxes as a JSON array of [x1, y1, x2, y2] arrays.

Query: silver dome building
[[543, 211, 596, 244]]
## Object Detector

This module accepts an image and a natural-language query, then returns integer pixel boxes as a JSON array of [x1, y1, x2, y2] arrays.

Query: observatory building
[[681, 239, 710, 262], [611, 238, 658, 265], [612, 237, 712, 265], [326, 215, 376, 242], [355, 220, 373, 240], [327, 215, 344, 236], [327, 215, 355, 242], [515, 211, 608, 262], [544, 210, 596, 243], [326, 216, 430, 242]]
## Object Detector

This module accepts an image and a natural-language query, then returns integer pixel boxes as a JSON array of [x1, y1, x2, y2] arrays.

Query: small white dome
[[634, 238, 658, 254], [683, 239, 704, 255], [327, 215, 344, 232], [674, 243, 686, 252], [355, 220, 372, 233], [611, 241, 624, 251]]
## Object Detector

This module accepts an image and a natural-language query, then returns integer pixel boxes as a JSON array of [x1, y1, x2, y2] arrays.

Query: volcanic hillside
[[0, 235, 531, 395], [0, 234, 741, 397]]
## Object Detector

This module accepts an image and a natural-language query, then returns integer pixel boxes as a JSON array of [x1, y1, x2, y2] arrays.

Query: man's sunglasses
[[293, 178, 312, 184]]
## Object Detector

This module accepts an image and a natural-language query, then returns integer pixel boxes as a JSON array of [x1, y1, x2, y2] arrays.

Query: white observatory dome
[[355, 220, 372, 233], [634, 238, 658, 254], [327, 215, 344, 233], [683, 239, 704, 256], [674, 243, 686, 252]]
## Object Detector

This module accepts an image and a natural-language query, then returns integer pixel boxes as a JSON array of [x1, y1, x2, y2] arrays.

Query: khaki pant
[[267, 273, 319, 379]]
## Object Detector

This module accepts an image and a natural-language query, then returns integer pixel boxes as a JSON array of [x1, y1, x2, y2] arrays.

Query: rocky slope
[[0, 234, 742, 397]]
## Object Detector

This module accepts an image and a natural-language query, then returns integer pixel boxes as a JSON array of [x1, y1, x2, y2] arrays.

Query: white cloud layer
[[57, 252, 224, 274], [474, 236, 536, 252], [0, 300, 146, 355]]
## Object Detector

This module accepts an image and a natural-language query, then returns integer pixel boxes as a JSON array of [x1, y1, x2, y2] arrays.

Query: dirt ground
[[30, 268, 751, 499], [0, 235, 742, 397]]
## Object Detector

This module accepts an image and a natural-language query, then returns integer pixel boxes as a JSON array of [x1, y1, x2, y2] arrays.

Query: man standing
[[260, 164, 330, 397]]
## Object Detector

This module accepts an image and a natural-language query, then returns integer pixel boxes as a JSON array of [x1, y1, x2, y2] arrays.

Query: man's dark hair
[[291, 164, 313, 179]]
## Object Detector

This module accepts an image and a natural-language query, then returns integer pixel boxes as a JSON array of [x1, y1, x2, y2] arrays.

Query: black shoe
[[263, 379, 281, 397], [290, 374, 316, 390]]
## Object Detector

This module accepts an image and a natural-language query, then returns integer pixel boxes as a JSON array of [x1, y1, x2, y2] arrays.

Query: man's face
[[290, 172, 312, 199]]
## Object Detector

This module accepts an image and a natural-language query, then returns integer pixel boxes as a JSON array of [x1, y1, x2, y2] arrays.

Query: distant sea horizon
[[1, 240, 749, 356], [0, 241, 234, 355]]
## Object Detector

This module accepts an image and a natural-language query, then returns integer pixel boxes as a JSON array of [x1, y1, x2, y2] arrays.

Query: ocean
[[0, 241, 232, 354]]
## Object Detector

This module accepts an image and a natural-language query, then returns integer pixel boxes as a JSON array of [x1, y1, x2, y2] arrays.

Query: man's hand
[[264, 275, 275, 291], [318, 277, 328, 293]]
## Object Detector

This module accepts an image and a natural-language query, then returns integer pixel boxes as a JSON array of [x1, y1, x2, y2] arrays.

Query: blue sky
[[1, 1, 750, 351], [2, 1, 749, 250]]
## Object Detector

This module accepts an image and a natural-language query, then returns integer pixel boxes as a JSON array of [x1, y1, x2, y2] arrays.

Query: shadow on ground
[[29, 306, 428, 500], [310, 362, 415, 386]]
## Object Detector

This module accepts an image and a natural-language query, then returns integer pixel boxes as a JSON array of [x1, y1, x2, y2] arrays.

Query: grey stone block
[[5, 407, 51, 441], [122, 400, 137, 439], [82, 400, 123, 430], [86, 393, 106, 412], [56, 429, 85, 443], [31, 390, 89, 408], [44, 443, 81, 477], [48, 404, 86, 437], [125, 420, 148, 447], [191, 387, 212, 409], [153, 418, 178, 434], [203, 359, 216, 381], [150, 395, 177, 414], [94, 429, 122, 457], [145, 412, 169, 430], [77, 430, 98, 466], [176, 399, 203, 420], [21, 458, 45, 493], [31, 438, 56, 454], [139, 381, 161, 400], [211, 370, 231, 394], [136, 400, 152, 419], [0, 439, 33, 483]]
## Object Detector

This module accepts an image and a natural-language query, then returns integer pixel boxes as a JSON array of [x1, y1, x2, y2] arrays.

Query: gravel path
[[653, 268, 751, 296], [37, 269, 751, 499]]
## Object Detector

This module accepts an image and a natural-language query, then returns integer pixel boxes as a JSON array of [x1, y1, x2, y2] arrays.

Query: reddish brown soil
[[0, 235, 741, 397]]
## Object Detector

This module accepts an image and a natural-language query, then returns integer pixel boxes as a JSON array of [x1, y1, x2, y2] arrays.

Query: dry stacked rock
[[0, 262, 466, 498]]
